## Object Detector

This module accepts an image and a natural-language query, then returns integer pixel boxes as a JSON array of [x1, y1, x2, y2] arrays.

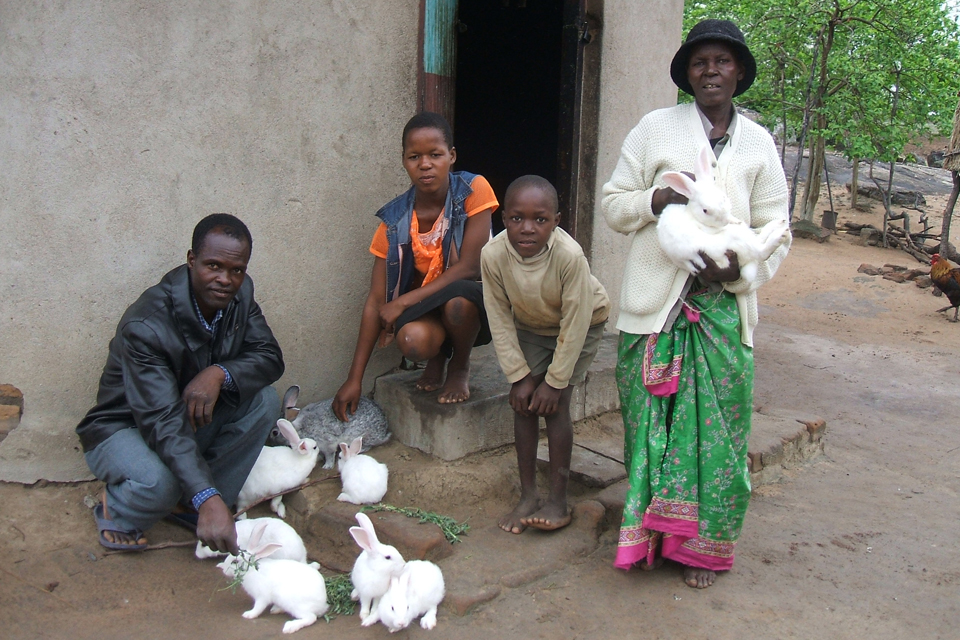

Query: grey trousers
[[85, 386, 279, 532]]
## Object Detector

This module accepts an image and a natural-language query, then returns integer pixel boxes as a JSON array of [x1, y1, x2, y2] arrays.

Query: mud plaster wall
[[590, 0, 684, 325], [0, 1, 680, 449], [0, 1, 418, 435]]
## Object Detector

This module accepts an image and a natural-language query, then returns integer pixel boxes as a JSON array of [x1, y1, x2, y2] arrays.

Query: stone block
[[581, 335, 620, 418], [444, 584, 502, 616], [915, 275, 933, 289], [537, 442, 625, 488], [304, 501, 453, 573], [882, 272, 907, 283], [596, 479, 628, 528], [792, 219, 830, 243], [857, 263, 880, 275], [374, 349, 514, 461]]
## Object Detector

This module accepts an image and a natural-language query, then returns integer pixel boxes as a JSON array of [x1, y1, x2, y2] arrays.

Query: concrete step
[[373, 334, 619, 461]]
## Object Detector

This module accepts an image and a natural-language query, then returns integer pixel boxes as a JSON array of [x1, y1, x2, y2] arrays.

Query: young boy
[[481, 175, 610, 533]]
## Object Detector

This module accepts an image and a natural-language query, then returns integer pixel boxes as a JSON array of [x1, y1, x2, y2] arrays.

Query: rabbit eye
[[386, 555, 392, 559], [702, 209, 709, 215]]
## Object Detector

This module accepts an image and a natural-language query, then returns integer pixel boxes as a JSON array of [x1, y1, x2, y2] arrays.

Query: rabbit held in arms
[[656, 144, 790, 284]]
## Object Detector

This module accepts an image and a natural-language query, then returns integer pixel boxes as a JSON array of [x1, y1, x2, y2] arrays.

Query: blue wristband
[[192, 487, 221, 511]]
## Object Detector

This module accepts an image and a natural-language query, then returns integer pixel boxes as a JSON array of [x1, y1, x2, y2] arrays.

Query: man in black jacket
[[77, 214, 284, 553]]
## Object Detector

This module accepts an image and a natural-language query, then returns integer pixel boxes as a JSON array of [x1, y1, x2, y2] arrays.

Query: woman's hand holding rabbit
[[653, 172, 696, 216], [697, 250, 741, 282]]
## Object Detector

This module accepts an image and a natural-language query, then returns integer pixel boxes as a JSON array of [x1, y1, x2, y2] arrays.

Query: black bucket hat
[[670, 19, 757, 98]]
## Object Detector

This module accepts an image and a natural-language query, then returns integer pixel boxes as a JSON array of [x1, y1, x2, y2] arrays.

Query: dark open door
[[418, 0, 600, 256]]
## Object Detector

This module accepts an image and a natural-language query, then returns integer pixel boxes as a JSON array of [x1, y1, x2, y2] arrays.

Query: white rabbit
[[216, 523, 329, 634], [656, 144, 790, 284], [371, 560, 446, 632], [195, 517, 312, 565], [337, 436, 388, 505], [348, 511, 407, 625], [237, 419, 320, 519]]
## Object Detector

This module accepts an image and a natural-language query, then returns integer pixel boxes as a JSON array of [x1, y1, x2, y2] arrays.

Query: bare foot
[[683, 566, 716, 589], [437, 363, 470, 404], [498, 496, 541, 534], [415, 354, 446, 392], [640, 557, 664, 571], [520, 500, 571, 531], [99, 492, 147, 547]]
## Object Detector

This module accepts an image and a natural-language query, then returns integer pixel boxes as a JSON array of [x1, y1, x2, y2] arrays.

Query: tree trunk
[[850, 158, 859, 208], [941, 171, 960, 254], [801, 129, 825, 222]]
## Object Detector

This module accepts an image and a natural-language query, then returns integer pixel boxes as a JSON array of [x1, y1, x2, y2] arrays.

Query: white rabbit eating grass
[[337, 436, 388, 505], [656, 144, 790, 284], [216, 522, 328, 634], [371, 559, 446, 632], [236, 419, 319, 519], [349, 511, 407, 625], [195, 517, 313, 565]]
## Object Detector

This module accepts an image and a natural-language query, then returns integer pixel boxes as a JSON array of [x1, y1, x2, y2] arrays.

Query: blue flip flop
[[94, 503, 147, 551]]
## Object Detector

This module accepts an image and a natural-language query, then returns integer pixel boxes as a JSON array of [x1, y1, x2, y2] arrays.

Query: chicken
[[930, 253, 960, 322]]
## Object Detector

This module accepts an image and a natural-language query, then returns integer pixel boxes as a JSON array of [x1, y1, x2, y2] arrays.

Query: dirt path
[[2, 186, 960, 639]]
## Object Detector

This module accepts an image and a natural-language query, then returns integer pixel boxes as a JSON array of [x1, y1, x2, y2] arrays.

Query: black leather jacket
[[76, 264, 284, 498]]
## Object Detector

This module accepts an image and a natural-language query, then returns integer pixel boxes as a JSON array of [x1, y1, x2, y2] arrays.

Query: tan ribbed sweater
[[602, 102, 791, 346], [481, 227, 610, 389]]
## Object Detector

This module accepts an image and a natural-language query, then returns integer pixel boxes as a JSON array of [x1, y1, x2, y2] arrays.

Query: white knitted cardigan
[[601, 102, 790, 346]]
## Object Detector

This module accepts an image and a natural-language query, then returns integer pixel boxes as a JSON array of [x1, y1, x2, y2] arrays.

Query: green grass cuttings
[[362, 503, 470, 544], [323, 573, 356, 621]]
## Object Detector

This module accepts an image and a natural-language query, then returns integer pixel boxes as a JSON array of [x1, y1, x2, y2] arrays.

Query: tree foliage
[[683, 0, 960, 220]]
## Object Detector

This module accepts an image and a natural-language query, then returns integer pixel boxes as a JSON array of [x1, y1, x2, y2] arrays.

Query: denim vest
[[377, 171, 478, 302]]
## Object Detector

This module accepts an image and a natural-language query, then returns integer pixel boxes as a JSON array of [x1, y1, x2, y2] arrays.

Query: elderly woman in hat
[[601, 20, 790, 589]]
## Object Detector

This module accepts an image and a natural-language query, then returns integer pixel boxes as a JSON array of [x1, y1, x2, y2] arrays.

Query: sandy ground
[[2, 180, 960, 639]]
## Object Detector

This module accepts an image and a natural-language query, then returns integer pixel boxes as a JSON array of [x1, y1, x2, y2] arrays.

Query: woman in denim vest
[[334, 112, 499, 417]]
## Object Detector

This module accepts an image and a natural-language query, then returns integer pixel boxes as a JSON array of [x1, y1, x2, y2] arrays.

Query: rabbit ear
[[355, 511, 381, 543], [339, 441, 350, 457], [252, 542, 283, 560], [349, 525, 374, 551], [282, 386, 300, 420], [349, 436, 363, 456], [276, 419, 302, 447], [694, 144, 715, 181], [661, 171, 696, 199], [248, 521, 268, 549]]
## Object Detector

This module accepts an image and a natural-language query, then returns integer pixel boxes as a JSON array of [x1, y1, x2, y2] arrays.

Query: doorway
[[418, 0, 599, 252]]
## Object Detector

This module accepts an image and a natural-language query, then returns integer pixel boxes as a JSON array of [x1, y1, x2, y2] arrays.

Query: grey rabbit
[[268, 385, 391, 469]]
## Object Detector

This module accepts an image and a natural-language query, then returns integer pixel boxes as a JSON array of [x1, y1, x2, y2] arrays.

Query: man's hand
[[509, 375, 539, 416], [182, 366, 226, 430], [697, 250, 741, 283], [196, 494, 238, 555], [528, 381, 563, 416]]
